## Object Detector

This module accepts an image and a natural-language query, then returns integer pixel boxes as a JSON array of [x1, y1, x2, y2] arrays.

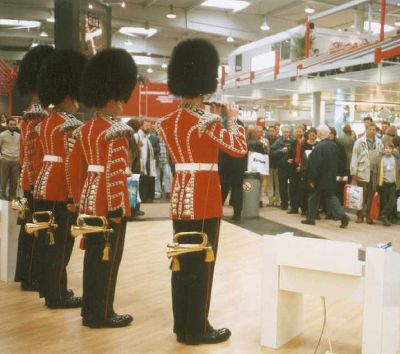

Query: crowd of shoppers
[[242, 118, 400, 227]]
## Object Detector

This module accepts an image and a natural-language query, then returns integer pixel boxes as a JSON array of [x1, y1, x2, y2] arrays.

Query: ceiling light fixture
[[46, 15, 55, 23], [88, 3, 94, 9], [166, 5, 177, 19], [40, 30, 48, 37], [147, 52, 152, 56], [0, 19, 41, 28], [119, 26, 158, 38], [121, 1, 126, 8], [260, 16, 270, 31], [226, 34, 235, 43], [200, 0, 250, 13], [304, 6, 315, 14], [161, 63, 168, 69], [147, 67, 153, 74]]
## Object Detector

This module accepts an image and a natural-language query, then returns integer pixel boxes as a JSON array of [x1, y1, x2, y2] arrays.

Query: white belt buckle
[[43, 154, 63, 163], [88, 165, 105, 173]]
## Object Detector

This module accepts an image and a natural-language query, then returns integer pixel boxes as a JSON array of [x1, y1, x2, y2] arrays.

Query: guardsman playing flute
[[158, 38, 247, 345]]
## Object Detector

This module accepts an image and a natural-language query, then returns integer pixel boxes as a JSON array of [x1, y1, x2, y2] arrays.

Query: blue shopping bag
[[127, 177, 138, 208]]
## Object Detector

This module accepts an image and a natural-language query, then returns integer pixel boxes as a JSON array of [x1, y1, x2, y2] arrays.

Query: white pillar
[[311, 92, 321, 127]]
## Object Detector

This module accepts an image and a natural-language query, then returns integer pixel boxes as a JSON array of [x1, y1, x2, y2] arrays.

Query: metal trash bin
[[241, 172, 260, 218]]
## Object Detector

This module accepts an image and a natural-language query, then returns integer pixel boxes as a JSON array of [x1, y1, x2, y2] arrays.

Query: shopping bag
[[343, 184, 363, 210], [369, 192, 380, 220], [247, 152, 269, 176], [127, 176, 138, 208]]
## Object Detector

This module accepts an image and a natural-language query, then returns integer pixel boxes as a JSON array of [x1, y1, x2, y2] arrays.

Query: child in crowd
[[378, 143, 399, 226]]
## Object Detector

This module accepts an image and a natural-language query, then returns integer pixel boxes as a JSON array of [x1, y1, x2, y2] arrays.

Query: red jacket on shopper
[[158, 103, 247, 220], [33, 111, 82, 201], [70, 114, 132, 218]]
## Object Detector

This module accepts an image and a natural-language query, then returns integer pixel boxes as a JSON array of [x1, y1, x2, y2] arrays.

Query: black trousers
[[81, 218, 127, 321], [278, 167, 294, 209], [380, 183, 396, 220], [308, 188, 347, 222], [221, 182, 243, 218], [35, 200, 76, 302], [289, 170, 302, 212], [14, 191, 40, 288], [172, 218, 221, 336]]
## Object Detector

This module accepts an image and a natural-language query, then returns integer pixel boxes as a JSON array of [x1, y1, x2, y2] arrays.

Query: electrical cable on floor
[[313, 296, 332, 354]]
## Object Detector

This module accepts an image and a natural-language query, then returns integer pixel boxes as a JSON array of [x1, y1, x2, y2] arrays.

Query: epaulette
[[105, 121, 133, 141], [181, 103, 222, 135], [59, 112, 83, 133], [23, 103, 48, 120]]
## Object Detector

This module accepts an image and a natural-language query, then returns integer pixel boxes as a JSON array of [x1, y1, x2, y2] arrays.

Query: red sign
[[123, 82, 180, 119]]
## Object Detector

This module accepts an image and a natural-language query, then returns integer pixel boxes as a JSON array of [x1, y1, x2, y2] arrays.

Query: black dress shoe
[[46, 296, 82, 309], [340, 216, 350, 228], [82, 314, 133, 328], [301, 219, 315, 226], [180, 328, 231, 345]]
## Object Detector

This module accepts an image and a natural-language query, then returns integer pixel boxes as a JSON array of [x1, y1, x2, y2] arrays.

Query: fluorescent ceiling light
[[147, 67, 153, 73], [200, 0, 250, 13], [0, 19, 41, 28], [121, 1, 126, 8], [226, 35, 235, 43], [161, 63, 168, 69], [363, 21, 394, 34], [88, 3, 93, 9], [40, 31, 48, 37], [46, 16, 55, 23], [119, 26, 158, 38]]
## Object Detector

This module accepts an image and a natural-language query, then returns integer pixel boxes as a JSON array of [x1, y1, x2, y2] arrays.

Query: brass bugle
[[25, 211, 57, 234], [166, 232, 215, 272], [70, 214, 113, 238]]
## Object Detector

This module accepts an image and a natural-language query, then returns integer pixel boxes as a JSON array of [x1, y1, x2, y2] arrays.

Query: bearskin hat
[[37, 49, 87, 106], [17, 45, 55, 96], [81, 48, 137, 109], [168, 38, 219, 98]]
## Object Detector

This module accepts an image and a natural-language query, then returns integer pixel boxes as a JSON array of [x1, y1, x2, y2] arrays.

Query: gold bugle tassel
[[204, 247, 215, 263], [102, 242, 110, 261], [171, 257, 181, 272], [48, 231, 55, 246]]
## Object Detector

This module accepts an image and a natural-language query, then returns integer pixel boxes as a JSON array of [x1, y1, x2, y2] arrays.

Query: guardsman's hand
[[110, 217, 122, 224], [67, 203, 76, 212], [225, 103, 239, 121]]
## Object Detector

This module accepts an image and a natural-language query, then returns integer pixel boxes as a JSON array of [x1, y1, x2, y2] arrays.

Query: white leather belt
[[88, 165, 105, 173], [175, 163, 218, 172], [43, 154, 63, 163]]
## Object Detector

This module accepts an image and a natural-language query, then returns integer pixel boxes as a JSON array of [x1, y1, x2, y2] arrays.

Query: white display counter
[[0, 200, 20, 281]]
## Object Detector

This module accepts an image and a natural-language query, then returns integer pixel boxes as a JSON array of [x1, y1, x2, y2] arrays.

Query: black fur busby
[[37, 49, 87, 106], [17, 45, 55, 96], [168, 38, 220, 98], [81, 48, 138, 109]]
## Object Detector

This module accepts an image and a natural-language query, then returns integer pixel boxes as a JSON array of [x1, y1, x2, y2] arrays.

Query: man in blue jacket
[[301, 125, 350, 228]]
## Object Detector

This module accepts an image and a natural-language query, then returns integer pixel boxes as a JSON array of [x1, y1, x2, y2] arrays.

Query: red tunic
[[158, 104, 247, 220], [70, 114, 132, 218], [33, 111, 82, 202], [19, 103, 47, 192]]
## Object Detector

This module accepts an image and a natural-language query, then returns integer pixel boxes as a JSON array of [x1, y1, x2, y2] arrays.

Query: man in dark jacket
[[301, 125, 350, 228], [219, 120, 247, 221], [271, 126, 295, 210]]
